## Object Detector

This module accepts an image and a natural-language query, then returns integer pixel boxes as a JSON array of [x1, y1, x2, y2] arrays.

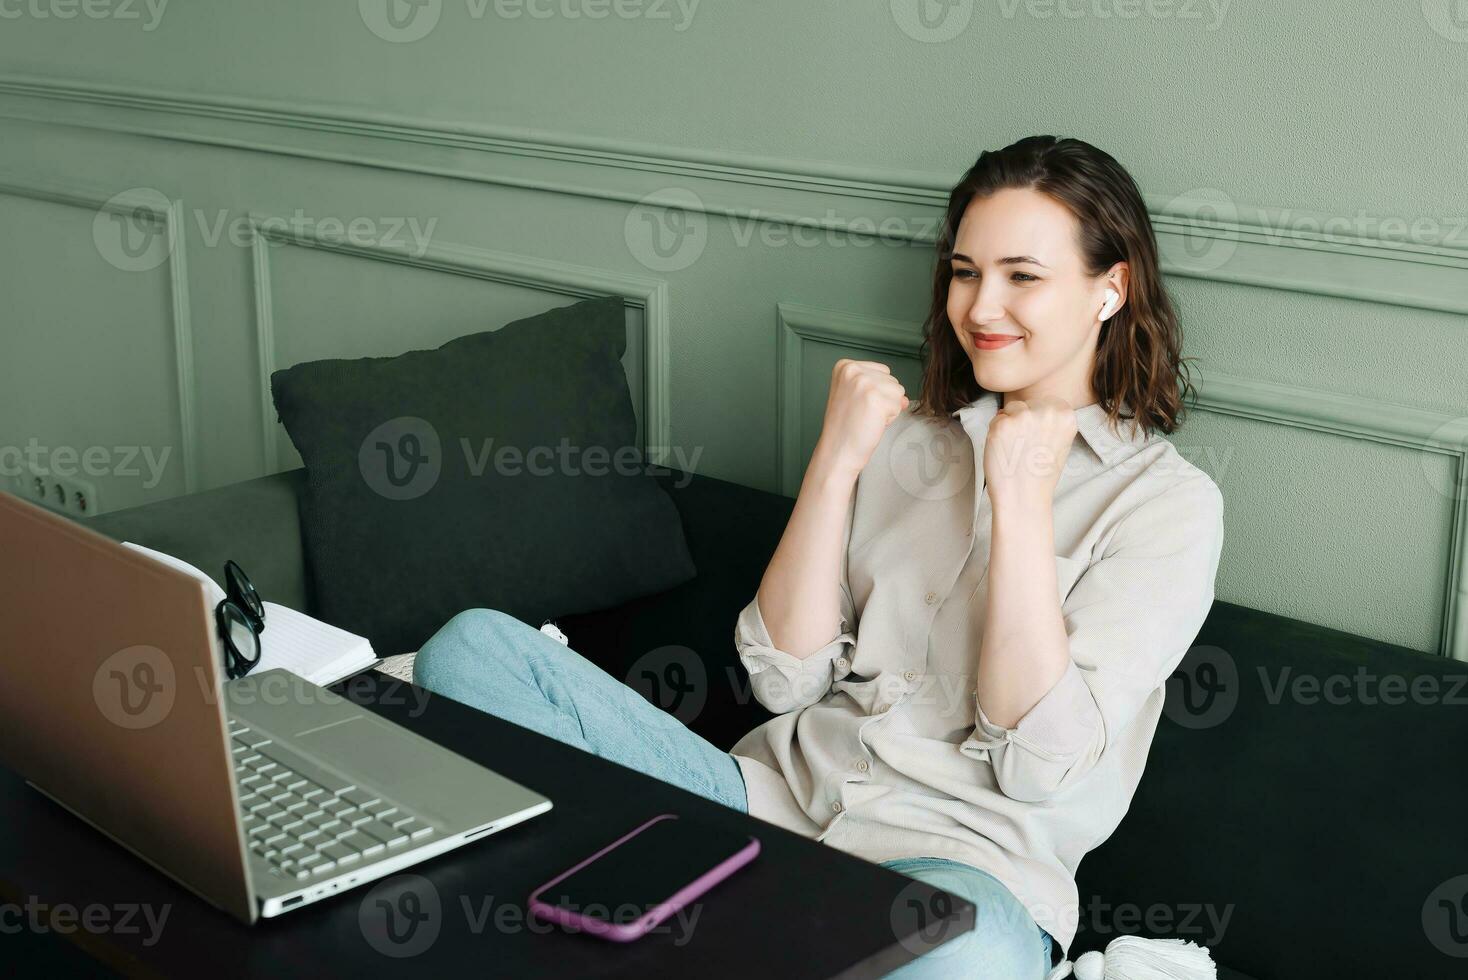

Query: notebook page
[[259, 602, 376, 686], [121, 542, 374, 686]]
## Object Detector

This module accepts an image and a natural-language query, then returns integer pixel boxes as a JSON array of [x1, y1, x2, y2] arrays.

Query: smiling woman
[[727, 136, 1222, 979]]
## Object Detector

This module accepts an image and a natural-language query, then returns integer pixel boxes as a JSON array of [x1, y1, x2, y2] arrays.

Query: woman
[[414, 135, 1225, 978]]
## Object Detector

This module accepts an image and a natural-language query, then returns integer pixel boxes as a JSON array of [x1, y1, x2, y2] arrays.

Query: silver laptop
[[0, 491, 552, 923]]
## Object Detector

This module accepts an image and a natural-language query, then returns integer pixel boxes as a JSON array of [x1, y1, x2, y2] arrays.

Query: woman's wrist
[[806, 441, 862, 495], [988, 487, 1054, 524]]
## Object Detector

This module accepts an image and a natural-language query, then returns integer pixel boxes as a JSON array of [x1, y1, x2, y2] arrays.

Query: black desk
[[0, 671, 973, 978]]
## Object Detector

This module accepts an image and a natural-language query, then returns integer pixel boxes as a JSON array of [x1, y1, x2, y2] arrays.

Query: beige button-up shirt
[[730, 391, 1224, 953]]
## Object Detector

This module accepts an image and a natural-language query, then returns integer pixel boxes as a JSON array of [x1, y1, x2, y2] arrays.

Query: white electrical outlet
[[9, 464, 101, 517]]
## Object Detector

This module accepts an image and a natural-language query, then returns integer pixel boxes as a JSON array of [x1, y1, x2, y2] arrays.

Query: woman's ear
[[1100, 263, 1130, 320]]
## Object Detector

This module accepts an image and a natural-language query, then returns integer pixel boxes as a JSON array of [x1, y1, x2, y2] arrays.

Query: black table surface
[[0, 670, 974, 978]]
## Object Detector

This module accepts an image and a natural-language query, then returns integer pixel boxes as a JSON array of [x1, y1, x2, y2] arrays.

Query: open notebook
[[122, 542, 376, 686]]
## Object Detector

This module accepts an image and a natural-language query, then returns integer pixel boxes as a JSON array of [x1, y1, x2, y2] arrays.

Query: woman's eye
[[951, 269, 1036, 283]]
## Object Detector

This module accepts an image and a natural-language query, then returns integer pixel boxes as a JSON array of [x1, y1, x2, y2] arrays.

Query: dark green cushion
[[269, 295, 696, 656]]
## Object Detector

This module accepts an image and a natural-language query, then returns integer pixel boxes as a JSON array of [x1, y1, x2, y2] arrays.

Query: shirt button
[[839, 620, 850, 632], [903, 669, 917, 682], [835, 657, 849, 670], [856, 760, 869, 773], [924, 591, 938, 605], [832, 801, 843, 813]]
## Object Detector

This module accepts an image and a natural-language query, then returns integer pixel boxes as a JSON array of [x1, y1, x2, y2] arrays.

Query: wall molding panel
[[3, 76, 1468, 316], [776, 302, 924, 498], [0, 173, 200, 495], [774, 302, 1468, 660], [247, 216, 672, 472]]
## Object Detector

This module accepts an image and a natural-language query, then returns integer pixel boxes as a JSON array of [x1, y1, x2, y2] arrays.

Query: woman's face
[[946, 187, 1125, 407]]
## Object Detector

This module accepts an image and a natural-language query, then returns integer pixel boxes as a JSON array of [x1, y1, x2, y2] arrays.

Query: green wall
[[1, 2, 1466, 657]]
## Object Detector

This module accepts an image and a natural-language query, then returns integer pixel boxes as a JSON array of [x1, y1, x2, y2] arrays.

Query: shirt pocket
[[832, 673, 908, 716]]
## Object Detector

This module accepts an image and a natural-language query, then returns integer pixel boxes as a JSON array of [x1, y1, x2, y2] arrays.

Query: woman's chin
[[970, 360, 1006, 388]]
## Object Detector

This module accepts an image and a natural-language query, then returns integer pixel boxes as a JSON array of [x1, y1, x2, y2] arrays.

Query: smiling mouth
[[969, 332, 1022, 350]]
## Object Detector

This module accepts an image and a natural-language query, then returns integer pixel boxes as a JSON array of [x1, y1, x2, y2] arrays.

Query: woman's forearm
[[975, 492, 1072, 727], [755, 444, 857, 660]]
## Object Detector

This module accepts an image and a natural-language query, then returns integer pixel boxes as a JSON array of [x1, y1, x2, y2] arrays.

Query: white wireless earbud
[[1099, 288, 1120, 321]]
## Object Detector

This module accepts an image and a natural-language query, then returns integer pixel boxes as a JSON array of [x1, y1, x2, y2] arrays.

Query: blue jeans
[[413, 609, 1054, 977]]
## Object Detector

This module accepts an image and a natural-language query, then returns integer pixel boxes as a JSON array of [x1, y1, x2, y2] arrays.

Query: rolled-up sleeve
[[734, 591, 857, 714], [734, 486, 859, 715], [960, 477, 1225, 802]]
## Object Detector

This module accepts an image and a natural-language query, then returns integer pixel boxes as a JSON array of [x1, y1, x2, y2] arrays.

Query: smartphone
[[528, 813, 760, 942]]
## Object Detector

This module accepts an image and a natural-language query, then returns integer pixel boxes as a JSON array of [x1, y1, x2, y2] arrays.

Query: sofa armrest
[[85, 470, 312, 614]]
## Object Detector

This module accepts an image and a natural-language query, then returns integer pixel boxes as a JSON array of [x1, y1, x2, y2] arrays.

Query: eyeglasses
[[216, 559, 265, 680]]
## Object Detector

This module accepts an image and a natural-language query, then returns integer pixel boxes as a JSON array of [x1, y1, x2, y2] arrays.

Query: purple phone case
[[527, 813, 761, 942]]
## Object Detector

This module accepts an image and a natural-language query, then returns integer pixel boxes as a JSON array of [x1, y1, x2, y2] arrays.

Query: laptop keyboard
[[229, 718, 436, 881]]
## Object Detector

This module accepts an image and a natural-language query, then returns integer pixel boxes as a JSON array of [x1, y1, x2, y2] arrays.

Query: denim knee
[[442, 607, 523, 641], [415, 608, 523, 683]]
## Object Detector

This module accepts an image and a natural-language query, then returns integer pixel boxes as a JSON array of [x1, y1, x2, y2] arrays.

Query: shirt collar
[[950, 391, 1147, 466]]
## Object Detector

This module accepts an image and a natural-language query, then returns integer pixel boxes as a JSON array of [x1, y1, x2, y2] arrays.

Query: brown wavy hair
[[914, 135, 1196, 437]]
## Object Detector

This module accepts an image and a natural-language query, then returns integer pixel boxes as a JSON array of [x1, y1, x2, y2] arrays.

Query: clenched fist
[[982, 394, 1078, 509], [813, 359, 909, 481]]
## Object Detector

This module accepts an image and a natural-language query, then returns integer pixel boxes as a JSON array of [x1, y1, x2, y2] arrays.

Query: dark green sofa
[[77, 467, 1468, 980]]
